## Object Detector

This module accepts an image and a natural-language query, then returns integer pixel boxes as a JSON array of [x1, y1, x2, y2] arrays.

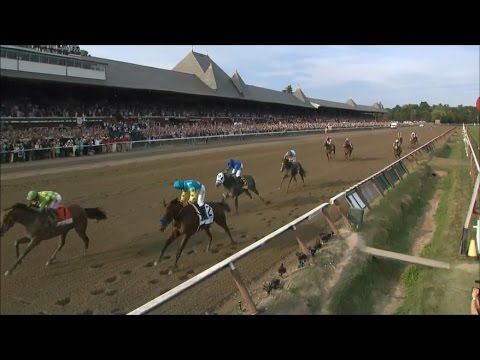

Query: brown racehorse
[[157, 198, 235, 268], [279, 158, 307, 192], [394, 142, 402, 159], [410, 134, 418, 148], [343, 141, 353, 161], [0, 203, 107, 275], [324, 141, 335, 161]]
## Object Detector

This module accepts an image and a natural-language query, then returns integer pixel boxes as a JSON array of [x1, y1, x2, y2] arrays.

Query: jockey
[[226, 158, 245, 188], [343, 138, 351, 147], [411, 132, 416, 139], [283, 149, 297, 163], [26, 190, 62, 224], [173, 179, 208, 220], [394, 139, 401, 148], [325, 137, 332, 146]]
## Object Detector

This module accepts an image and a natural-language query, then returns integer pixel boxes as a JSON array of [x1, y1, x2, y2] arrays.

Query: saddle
[[53, 207, 73, 226], [191, 203, 214, 229], [236, 176, 249, 189]]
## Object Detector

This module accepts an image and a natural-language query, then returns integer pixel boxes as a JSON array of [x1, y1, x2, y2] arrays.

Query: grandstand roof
[[1, 46, 387, 113]]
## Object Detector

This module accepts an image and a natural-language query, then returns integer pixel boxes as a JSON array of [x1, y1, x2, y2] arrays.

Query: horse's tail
[[84, 208, 107, 220], [298, 163, 307, 178], [217, 201, 231, 213]]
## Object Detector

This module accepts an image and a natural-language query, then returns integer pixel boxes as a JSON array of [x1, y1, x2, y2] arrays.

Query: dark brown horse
[[324, 141, 336, 161], [394, 141, 402, 159], [279, 158, 307, 192], [0, 203, 107, 275], [156, 198, 235, 268], [215, 172, 265, 213], [343, 141, 353, 161], [410, 134, 418, 148]]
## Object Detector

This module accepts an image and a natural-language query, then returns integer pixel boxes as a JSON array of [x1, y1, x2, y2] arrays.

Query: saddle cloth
[[191, 203, 214, 227], [56, 206, 73, 226]]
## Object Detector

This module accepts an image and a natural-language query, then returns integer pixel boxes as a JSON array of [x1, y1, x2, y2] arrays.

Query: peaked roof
[[173, 51, 239, 96], [203, 64, 217, 90], [0, 45, 387, 113], [293, 87, 309, 103], [231, 70, 247, 95], [346, 98, 357, 107]]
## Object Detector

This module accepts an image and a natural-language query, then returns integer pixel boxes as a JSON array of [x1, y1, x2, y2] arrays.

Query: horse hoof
[[46, 260, 51, 266], [154, 261, 158, 267], [168, 269, 173, 275], [5, 270, 11, 276]]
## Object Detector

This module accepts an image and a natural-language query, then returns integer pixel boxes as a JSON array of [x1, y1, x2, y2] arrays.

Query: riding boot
[[48, 210, 57, 226], [200, 205, 208, 221]]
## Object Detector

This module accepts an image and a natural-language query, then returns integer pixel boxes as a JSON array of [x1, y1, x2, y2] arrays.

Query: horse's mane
[[7, 203, 33, 212], [170, 198, 183, 206]]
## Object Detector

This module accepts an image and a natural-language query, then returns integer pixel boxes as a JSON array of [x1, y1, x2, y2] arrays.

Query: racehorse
[[397, 132, 403, 146], [0, 203, 107, 275], [394, 142, 402, 159], [215, 172, 265, 213], [343, 141, 353, 161], [410, 134, 418, 148], [157, 198, 235, 268], [279, 158, 307, 192], [324, 141, 335, 161]]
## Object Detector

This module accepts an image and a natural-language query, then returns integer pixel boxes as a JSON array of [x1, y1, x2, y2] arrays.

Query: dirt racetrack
[[0, 126, 448, 314]]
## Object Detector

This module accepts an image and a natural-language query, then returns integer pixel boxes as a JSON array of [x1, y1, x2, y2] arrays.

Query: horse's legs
[[204, 226, 213, 252], [155, 229, 180, 266], [278, 174, 288, 190], [243, 190, 253, 200], [14, 237, 30, 258], [46, 232, 67, 266], [74, 227, 90, 256], [235, 196, 239, 214], [287, 175, 294, 192], [5, 238, 40, 276], [252, 188, 265, 202], [216, 219, 235, 244], [174, 233, 192, 267], [293, 175, 298, 186]]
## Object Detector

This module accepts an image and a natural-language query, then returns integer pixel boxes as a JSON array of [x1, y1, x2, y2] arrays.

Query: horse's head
[[159, 198, 183, 232], [215, 172, 225, 187], [280, 158, 288, 172], [0, 207, 16, 237]]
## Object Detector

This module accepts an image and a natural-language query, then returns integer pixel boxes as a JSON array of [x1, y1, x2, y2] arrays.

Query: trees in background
[[387, 102, 478, 123]]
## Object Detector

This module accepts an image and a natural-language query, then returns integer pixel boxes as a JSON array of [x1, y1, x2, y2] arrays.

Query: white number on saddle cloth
[[199, 204, 214, 225]]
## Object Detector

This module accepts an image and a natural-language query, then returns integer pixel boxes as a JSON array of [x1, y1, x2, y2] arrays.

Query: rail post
[[229, 262, 257, 315], [291, 226, 315, 265], [322, 207, 339, 233]]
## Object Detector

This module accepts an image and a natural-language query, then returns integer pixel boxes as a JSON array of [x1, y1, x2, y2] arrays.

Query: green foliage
[[282, 85, 293, 94], [386, 102, 477, 124]]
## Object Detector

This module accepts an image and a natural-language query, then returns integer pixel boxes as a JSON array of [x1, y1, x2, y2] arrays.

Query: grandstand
[[0, 45, 387, 163]]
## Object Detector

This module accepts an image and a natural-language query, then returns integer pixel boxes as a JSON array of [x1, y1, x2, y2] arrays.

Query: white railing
[[461, 124, 480, 256], [128, 126, 454, 315]]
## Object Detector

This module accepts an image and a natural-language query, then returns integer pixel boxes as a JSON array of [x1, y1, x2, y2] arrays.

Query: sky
[[80, 45, 479, 109]]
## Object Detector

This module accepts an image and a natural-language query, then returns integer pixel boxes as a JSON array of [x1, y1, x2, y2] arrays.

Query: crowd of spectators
[[1, 96, 388, 164]]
